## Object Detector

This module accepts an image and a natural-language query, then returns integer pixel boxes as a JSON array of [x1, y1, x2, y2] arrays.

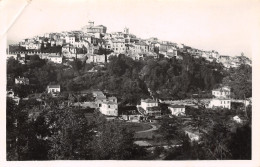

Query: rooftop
[[169, 105, 185, 108], [146, 106, 160, 111], [212, 86, 230, 92], [102, 101, 117, 105], [48, 85, 60, 88], [141, 99, 157, 103], [212, 97, 231, 100]]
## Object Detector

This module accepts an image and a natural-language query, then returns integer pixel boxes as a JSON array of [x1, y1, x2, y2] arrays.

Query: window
[[108, 105, 110, 108]]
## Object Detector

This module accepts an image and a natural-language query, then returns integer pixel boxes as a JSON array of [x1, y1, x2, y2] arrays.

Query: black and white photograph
[[1, 0, 259, 166]]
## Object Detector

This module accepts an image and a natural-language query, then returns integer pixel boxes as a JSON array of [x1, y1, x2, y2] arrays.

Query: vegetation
[[6, 51, 252, 160], [222, 64, 252, 99], [158, 106, 252, 160], [6, 99, 147, 160]]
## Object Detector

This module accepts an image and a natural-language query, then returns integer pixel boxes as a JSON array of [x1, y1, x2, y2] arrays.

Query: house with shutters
[[86, 54, 106, 64], [99, 101, 118, 116], [208, 98, 231, 109], [47, 85, 61, 94], [168, 105, 186, 116], [92, 90, 118, 116], [139, 99, 161, 116], [212, 86, 231, 98]]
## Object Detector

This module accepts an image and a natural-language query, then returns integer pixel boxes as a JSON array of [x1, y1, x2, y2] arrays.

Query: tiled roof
[[212, 97, 231, 100], [102, 101, 117, 105], [108, 96, 117, 100], [147, 106, 160, 111], [212, 87, 230, 92], [169, 105, 185, 108], [48, 85, 60, 88], [141, 99, 157, 103]]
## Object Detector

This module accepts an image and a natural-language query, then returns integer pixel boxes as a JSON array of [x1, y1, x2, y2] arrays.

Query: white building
[[111, 40, 126, 54], [212, 86, 231, 98], [65, 35, 75, 45], [47, 85, 61, 94], [168, 105, 185, 116], [233, 116, 242, 123], [86, 54, 106, 64], [140, 99, 161, 116], [99, 101, 118, 116], [15, 77, 29, 85], [208, 98, 231, 109], [48, 55, 63, 64]]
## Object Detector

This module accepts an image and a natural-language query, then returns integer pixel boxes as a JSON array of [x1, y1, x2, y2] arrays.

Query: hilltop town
[[8, 21, 251, 67], [6, 21, 252, 160]]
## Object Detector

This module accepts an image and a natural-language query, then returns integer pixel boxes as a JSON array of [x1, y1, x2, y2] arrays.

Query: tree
[[228, 123, 251, 159], [90, 113, 147, 160], [222, 64, 252, 99], [201, 122, 232, 160], [157, 116, 183, 144], [47, 107, 95, 160]]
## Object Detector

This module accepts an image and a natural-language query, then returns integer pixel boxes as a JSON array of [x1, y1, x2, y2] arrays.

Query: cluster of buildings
[[182, 47, 251, 68], [137, 98, 186, 117], [7, 21, 251, 69]]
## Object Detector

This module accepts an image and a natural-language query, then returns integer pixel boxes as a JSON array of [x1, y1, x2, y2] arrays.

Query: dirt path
[[135, 124, 158, 133]]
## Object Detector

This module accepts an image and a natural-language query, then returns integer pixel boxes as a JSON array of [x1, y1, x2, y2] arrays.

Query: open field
[[123, 122, 153, 132]]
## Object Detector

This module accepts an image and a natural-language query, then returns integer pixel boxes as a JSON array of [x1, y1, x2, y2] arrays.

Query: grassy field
[[123, 122, 153, 132]]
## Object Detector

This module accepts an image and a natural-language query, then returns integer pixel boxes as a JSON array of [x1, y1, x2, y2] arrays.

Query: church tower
[[124, 27, 129, 34]]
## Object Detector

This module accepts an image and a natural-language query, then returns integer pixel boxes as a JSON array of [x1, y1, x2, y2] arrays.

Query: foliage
[[228, 123, 251, 159], [157, 116, 183, 144], [90, 113, 147, 160], [222, 64, 252, 99]]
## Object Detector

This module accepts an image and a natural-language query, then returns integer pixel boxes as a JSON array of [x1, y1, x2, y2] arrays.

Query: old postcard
[[0, 0, 260, 166]]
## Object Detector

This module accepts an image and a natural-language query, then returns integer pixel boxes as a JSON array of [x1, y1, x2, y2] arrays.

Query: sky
[[4, 0, 260, 57]]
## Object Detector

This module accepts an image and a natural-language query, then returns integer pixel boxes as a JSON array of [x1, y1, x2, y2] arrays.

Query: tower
[[124, 27, 129, 34]]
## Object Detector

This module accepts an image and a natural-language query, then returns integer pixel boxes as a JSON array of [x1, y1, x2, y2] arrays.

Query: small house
[[99, 101, 118, 116], [15, 76, 29, 85], [212, 86, 231, 98], [208, 98, 231, 109], [47, 85, 61, 94], [139, 99, 161, 116], [233, 116, 242, 123], [168, 105, 185, 116]]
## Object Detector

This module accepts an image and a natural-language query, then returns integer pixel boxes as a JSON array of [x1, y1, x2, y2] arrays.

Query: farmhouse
[[212, 86, 231, 98], [139, 99, 161, 116], [168, 105, 185, 116]]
